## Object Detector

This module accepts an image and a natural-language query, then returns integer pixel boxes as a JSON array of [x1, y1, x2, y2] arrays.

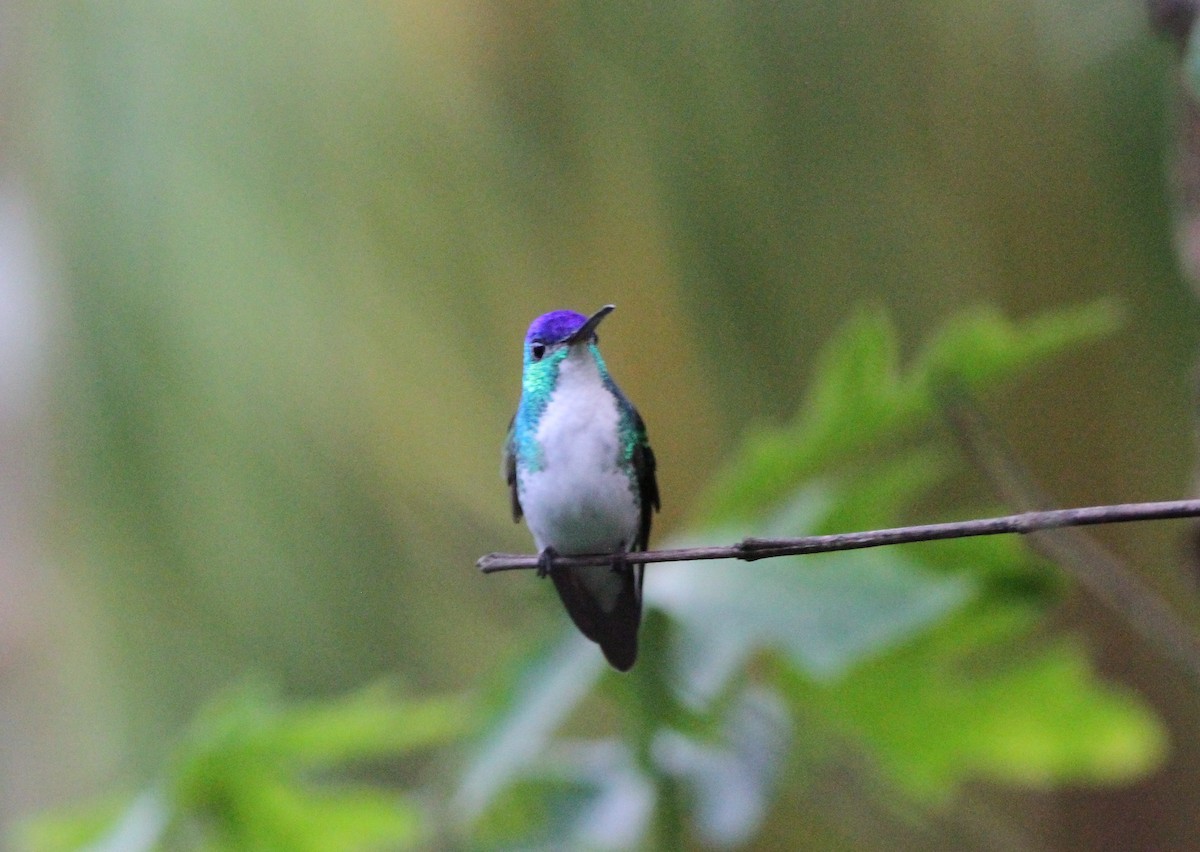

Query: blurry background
[[1, 0, 1197, 848]]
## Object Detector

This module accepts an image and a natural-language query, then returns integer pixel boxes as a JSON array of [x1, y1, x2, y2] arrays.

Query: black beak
[[566, 304, 615, 345]]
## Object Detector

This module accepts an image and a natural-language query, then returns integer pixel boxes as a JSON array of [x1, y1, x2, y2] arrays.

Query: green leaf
[[23, 683, 467, 852], [913, 299, 1123, 392], [454, 633, 605, 823], [469, 741, 650, 850], [699, 309, 911, 522], [253, 684, 469, 766], [807, 448, 951, 536], [212, 783, 423, 852], [783, 603, 1166, 801], [700, 301, 1120, 522], [653, 687, 789, 847], [171, 684, 465, 848], [652, 489, 975, 701], [15, 798, 138, 852], [654, 547, 974, 696]]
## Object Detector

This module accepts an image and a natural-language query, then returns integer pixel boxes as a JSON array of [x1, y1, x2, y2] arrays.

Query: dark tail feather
[[551, 564, 642, 671]]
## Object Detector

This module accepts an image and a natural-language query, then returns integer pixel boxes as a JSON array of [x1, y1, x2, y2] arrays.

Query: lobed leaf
[[783, 603, 1166, 800], [700, 301, 1120, 522]]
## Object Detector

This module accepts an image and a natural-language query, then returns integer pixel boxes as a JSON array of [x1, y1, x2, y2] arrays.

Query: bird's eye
[[531, 343, 546, 361]]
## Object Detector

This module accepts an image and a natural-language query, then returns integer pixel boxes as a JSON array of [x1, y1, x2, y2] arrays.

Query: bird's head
[[522, 304, 614, 371]]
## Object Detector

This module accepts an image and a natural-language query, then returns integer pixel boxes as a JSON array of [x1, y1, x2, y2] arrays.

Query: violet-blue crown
[[525, 310, 589, 345]]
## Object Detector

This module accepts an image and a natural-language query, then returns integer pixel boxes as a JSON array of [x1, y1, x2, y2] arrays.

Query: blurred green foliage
[[19, 684, 468, 851], [22, 304, 1166, 850]]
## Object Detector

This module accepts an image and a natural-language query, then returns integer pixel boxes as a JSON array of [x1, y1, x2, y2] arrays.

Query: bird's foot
[[536, 547, 558, 579], [609, 551, 628, 575]]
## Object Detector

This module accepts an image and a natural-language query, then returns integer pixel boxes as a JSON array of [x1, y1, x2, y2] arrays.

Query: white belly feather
[[518, 353, 640, 558]]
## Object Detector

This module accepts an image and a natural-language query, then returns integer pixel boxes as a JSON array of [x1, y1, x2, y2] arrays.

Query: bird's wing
[[630, 409, 659, 596], [504, 414, 522, 522]]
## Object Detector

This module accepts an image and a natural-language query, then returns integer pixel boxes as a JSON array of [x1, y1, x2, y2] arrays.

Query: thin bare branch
[[477, 499, 1200, 573]]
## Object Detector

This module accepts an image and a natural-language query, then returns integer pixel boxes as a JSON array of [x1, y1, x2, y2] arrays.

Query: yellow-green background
[[3, 1, 1197, 848]]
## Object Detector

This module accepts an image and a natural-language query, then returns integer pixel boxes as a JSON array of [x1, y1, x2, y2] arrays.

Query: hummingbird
[[504, 305, 659, 671]]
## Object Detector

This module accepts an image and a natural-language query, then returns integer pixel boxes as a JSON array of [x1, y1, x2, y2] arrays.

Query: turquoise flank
[[613, 391, 642, 471], [512, 343, 568, 473], [589, 347, 643, 475]]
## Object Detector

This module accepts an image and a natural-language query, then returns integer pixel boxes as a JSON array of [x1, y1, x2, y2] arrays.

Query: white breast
[[519, 349, 640, 557]]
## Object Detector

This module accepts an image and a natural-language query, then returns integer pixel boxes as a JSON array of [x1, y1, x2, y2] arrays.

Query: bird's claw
[[536, 548, 558, 579]]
